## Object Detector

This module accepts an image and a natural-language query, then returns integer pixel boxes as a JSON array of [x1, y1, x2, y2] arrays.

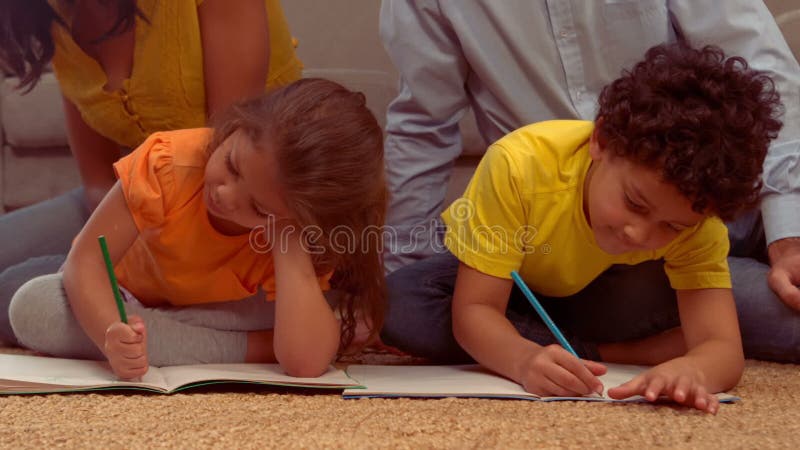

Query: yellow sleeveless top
[[49, 0, 303, 148]]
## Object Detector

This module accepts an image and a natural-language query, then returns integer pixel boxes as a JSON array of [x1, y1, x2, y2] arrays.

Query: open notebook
[[343, 363, 740, 403], [0, 354, 738, 404], [0, 354, 360, 394]]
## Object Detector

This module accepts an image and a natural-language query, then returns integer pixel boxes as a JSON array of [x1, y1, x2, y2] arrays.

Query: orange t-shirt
[[112, 128, 330, 306]]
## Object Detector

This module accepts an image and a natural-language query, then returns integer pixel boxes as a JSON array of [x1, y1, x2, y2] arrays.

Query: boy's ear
[[589, 127, 605, 161]]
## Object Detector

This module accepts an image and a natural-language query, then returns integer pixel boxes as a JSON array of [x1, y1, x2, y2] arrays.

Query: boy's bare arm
[[676, 288, 745, 392], [607, 287, 743, 413], [452, 263, 604, 396], [62, 183, 141, 355]]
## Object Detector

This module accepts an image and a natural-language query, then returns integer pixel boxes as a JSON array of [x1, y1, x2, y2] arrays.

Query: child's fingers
[[545, 363, 597, 396], [554, 350, 604, 395], [607, 375, 646, 400], [581, 359, 608, 377], [706, 393, 720, 415], [105, 322, 143, 344], [693, 385, 709, 411], [119, 342, 147, 359], [672, 375, 692, 404], [110, 350, 148, 378], [130, 315, 148, 352], [533, 376, 577, 397], [643, 376, 666, 402], [692, 385, 720, 414], [127, 315, 146, 334], [113, 361, 148, 380]]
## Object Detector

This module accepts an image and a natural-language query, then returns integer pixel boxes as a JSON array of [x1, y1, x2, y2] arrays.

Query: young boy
[[384, 43, 783, 414]]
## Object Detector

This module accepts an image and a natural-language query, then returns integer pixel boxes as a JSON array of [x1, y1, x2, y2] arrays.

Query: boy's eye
[[225, 152, 239, 177], [665, 223, 685, 233], [624, 193, 645, 212]]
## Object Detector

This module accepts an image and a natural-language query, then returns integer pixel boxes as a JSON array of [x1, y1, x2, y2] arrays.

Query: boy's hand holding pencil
[[510, 271, 606, 397], [517, 344, 606, 397], [98, 235, 149, 380]]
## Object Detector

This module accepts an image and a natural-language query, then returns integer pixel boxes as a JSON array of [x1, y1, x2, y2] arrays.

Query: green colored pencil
[[98, 235, 127, 324]]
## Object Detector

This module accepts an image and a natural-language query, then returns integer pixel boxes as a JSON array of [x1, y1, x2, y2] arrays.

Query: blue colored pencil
[[510, 270, 579, 358]]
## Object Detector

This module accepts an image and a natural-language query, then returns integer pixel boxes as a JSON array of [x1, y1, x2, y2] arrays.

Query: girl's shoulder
[[150, 128, 214, 169], [113, 128, 212, 227]]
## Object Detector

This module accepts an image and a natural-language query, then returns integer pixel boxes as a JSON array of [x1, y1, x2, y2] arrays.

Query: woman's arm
[[62, 96, 122, 211], [62, 182, 142, 376], [271, 230, 340, 378], [198, 0, 270, 118], [452, 263, 605, 396]]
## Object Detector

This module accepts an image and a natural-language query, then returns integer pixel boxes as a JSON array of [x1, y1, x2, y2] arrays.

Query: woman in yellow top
[[0, 0, 302, 346]]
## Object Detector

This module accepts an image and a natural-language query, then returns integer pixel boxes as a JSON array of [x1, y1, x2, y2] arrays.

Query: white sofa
[[0, 0, 797, 214]]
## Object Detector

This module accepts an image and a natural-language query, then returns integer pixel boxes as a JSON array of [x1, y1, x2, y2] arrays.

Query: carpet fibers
[[2, 346, 799, 449]]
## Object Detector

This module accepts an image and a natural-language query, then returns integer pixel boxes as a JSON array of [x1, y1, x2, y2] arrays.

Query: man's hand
[[768, 237, 800, 310]]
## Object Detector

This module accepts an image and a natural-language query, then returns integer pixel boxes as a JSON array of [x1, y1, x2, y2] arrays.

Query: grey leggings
[[8, 273, 276, 366]]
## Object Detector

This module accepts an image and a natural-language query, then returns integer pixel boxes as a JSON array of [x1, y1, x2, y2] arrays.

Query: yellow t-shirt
[[49, 0, 303, 149], [112, 128, 331, 307], [442, 120, 731, 297]]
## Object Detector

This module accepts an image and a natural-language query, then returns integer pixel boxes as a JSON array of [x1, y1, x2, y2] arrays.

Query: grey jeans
[[9, 273, 277, 366], [0, 188, 90, 345]]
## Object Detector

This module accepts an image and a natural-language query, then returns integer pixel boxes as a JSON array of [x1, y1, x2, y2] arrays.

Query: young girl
[[9, 78, 387, 379], [0, 0, 303, 346]]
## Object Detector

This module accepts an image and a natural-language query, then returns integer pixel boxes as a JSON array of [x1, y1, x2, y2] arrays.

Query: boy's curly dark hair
[[596, 42, 784, 221]]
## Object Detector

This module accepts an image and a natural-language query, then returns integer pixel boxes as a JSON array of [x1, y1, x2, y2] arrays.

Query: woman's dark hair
[[0, 0, 146, 92], [596, 42, 784, 221]]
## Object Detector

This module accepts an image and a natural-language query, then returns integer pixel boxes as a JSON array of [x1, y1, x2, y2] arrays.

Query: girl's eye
[[253, 207, 270, 219], [225, 152, 239, 177]]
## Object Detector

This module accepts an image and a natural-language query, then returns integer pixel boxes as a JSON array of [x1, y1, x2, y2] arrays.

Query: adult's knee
[[729, 256, 800, 363], [382, 266, 438, 343], [381, 254, 465, 361]]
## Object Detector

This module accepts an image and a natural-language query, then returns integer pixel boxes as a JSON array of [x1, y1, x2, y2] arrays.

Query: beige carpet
[[2, 345, 799, 449]]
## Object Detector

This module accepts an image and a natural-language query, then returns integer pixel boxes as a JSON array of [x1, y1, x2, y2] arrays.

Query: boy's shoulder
[[488, 120, 594, 193], [496, 120, 594, 152], [660, 216, 730, 264]]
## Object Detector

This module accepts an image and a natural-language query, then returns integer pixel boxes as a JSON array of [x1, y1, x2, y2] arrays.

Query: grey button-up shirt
[[381, 0, 800, 273]]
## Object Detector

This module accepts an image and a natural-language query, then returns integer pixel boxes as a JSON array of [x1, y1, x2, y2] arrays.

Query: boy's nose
[[623, 223, 650, 247]]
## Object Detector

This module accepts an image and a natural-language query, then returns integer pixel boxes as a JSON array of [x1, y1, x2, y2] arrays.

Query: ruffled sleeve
[[113, 133, 178, 231]]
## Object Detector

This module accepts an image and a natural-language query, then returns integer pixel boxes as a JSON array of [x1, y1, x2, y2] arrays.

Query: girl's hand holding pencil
[[98, 235, 148, 379], [104, 315, 149, 380]]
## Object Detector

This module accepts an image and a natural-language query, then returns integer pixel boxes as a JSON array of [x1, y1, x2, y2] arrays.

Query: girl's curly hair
[[596, 42, 784, 221]]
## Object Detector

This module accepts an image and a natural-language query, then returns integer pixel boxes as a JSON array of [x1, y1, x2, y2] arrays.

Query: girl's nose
[[214, 184, 237, 213]]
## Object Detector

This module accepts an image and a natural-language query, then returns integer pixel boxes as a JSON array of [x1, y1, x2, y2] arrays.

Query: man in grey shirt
[[381, 0, 800, 362]]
